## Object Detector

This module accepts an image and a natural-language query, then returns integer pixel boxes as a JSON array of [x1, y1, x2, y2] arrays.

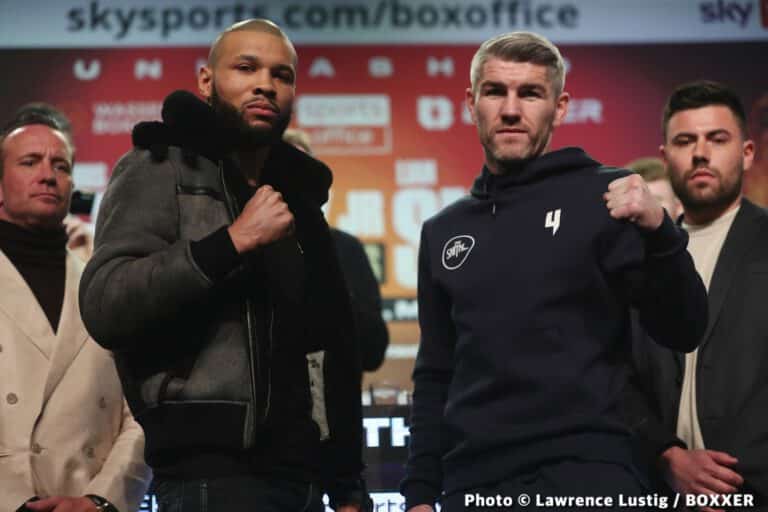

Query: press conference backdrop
[[1, 1, 766, 509]]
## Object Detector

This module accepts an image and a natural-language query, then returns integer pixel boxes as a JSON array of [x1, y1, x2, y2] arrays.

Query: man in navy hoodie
[[401, 31, 708, 511]]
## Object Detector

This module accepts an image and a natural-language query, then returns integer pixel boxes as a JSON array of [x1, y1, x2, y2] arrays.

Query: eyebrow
[[235, 54, 295, 73], [519, 83, 547, 92], [672, 128, 732, 139], [480, 80, 547, 92], [480, 80, 506, 90], [17, 151, 72, 163]]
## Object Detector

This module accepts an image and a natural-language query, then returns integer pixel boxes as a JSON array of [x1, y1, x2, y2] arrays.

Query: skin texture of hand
[[25, 496, 98, 512], [63, 214, 94, 261], [660, 446, 743, 512], [604, 173, 665, 231], [407, 506, 435, 512], [227, 184, 295, 254]]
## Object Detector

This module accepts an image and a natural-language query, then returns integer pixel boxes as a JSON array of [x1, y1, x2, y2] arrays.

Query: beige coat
[[0, 250, 151, 512]]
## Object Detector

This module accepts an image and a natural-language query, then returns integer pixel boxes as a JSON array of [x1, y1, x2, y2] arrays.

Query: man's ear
[[198, 65, 213, 100], [742, 138, 755, 172], [465, 87, 477, 125], [552, 92, 570, 128]]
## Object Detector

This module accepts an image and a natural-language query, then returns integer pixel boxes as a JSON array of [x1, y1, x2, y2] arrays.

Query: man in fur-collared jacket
[[79, 19, 370, 512]]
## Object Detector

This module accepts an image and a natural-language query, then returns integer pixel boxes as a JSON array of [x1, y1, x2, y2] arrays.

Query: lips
[[689, 168, 716, 180], [496, 128, 526, 135], [33, 192, 61, 202], [244, 99, 278, 118]]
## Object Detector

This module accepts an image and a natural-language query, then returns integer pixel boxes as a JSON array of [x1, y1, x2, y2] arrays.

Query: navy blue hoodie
[[402, 147, 707, 508]]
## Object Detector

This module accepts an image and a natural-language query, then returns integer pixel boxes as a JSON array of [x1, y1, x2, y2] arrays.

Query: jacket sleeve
[[601, 212, 708, 352], [401, 226, 456, 509], [79, 150, 221, 351], [622, 316, 687, 480], [84, 400, 153, 512], [332, 230, 389, 372]]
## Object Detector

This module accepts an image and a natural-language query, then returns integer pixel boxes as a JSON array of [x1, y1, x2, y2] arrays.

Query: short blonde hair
[[283, 128, 312, 154], [625, 157, 668, 182], [470, 31, 566, 97]]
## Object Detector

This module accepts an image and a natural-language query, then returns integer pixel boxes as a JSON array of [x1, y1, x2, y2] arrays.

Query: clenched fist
[[604, 173, 665, 231], [227, 185, 295, 254]]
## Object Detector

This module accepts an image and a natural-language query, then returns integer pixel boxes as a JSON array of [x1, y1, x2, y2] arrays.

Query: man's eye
[[237, 64, 253, 71], [275, 71, 294, 83]]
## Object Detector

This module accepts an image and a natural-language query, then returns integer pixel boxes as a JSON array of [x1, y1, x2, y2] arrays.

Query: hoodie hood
[[131, 90, 332, 206], [470, 147, 602, 199]]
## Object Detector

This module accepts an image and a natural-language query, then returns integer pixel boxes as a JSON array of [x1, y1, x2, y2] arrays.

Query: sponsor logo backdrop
[[1, 42, 766, 304]]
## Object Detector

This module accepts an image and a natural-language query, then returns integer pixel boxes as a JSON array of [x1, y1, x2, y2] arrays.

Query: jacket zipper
[[266, 306, 274, 415], [219, 162, 268, 424]]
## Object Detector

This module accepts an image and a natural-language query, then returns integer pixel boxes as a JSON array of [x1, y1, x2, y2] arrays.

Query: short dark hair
[[662, 80, 747, 140], [0, 103, 74, 178]]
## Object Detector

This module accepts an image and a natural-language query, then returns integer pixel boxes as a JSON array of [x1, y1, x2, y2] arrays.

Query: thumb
[[708, 450, 738, 466], [26, 497, 59, 511]]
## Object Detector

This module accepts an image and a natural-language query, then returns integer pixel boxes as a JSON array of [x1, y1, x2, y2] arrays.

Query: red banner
[[1, 42, 766, 302]]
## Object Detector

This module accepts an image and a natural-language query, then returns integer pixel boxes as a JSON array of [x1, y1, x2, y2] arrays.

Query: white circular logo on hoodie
[[442, 235, 475, 270]]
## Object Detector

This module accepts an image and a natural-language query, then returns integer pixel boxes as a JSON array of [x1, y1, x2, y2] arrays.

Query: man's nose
[[38, 161, 57, 184], [500, 94, 521, 121], [251, 68, 276, 97], [692, 137, 711, 163]]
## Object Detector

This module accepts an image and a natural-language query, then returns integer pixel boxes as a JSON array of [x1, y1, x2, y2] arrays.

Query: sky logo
[[700, 0, 754, 27]]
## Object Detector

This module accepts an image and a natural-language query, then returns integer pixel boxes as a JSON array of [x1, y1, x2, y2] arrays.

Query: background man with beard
[[626, 81, 768, 507], [401, 32, 707, 512], [79, 19, 370, 511]]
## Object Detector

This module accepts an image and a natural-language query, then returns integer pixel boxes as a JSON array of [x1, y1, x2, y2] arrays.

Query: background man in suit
[[0, 107, 151, 512], [627, 81, 768, 507], [283, 128, 389, 372]]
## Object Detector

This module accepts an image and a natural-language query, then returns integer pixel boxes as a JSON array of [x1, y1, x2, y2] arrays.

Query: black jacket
[[331, 228, 389, 372], [79, 91, 367, 507], [402, 147, 708, 508], [625, 199, 768, 505]]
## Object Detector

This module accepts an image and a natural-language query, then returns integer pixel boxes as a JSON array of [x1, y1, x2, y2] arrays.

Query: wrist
[[227, 225, 261, 254], [85, 495, 119, 512]]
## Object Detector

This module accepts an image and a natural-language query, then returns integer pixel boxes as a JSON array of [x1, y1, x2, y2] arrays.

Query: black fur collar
[[131, 90, 331, 205]]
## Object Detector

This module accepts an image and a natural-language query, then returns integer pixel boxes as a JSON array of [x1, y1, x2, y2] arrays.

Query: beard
[[670, 164, 743, 214], [209, 85, 292, 149], [479, 113, 555, 174]]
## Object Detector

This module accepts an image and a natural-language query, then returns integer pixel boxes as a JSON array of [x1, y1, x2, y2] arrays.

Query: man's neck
[[684, 195, 742, 226], [236, 146, 271, 187]]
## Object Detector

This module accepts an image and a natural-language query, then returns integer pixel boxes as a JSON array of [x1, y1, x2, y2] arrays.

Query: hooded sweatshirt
[[402, 147, 707, 508]]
